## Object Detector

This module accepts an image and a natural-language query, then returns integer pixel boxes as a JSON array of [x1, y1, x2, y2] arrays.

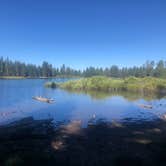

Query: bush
[[45, 82, 57, 88]]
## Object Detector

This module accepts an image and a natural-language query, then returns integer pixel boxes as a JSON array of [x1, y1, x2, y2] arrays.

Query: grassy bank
[[0, 76, 26, 79], [0, 76, 81, 80], [45, 76, 166, 94]]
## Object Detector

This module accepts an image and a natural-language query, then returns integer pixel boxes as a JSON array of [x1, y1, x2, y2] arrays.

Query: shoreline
[[0, 76, 81, 80], [1, 117, 166, 165]]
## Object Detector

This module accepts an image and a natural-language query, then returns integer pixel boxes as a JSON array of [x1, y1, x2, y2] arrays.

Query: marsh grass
[[46, 76, 166, 94], [0, 76, 26, 79]]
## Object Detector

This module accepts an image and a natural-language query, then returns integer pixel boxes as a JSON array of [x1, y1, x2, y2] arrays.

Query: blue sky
[[0, 0, 165, 69]]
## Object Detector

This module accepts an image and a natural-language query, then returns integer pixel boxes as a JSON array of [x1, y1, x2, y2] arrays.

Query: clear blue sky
[[0, 0, 165, 69]]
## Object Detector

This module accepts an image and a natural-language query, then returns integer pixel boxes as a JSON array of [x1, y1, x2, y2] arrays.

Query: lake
[[2, 78, 166, 166], [0, 78, 166, 126]]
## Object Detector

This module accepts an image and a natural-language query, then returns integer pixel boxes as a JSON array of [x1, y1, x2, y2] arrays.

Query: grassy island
[[45, 76, 166, 94]]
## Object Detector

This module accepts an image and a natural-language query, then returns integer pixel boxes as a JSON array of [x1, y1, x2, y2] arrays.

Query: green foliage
[[45, 82, 58, 88], [0, 57, 81, 77], [0, 76, 25, 79], [57, 76, 166, 94], [1, 57, 166, 79]]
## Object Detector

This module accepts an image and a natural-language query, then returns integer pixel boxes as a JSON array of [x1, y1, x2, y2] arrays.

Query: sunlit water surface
[[0, 78, 166, 127]]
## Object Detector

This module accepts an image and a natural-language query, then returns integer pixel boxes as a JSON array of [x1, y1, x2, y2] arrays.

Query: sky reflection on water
[[0, 79, 166, 126]]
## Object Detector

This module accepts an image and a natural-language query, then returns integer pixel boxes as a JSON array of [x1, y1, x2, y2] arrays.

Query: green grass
[[0, 76, 26, 79], [46, 76, 166, 94]]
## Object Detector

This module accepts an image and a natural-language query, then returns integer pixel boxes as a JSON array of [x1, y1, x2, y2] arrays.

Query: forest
[[0, 57, 166, 78]]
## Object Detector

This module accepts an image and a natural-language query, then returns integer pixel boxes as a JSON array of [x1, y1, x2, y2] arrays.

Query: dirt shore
[[1, 117, 166, 166]]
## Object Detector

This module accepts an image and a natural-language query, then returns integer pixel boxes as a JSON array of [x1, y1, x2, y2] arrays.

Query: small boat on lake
[[32, 96, 55, 103]]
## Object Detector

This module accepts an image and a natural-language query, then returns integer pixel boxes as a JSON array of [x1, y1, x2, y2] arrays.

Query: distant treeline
[[0, 57, 166, 78], [0, 57, 81, 77]]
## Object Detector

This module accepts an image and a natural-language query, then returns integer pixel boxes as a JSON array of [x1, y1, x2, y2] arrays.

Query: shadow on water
[[64, 89, 166, 101], [1, 116, 166, 165]]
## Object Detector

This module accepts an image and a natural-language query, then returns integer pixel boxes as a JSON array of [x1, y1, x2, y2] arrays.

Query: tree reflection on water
[[65, 89, 166, 101]]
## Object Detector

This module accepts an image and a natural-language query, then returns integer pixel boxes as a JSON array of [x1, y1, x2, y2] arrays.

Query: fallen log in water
[[137, 104, 153, 109], [32, 96, 55, 103]]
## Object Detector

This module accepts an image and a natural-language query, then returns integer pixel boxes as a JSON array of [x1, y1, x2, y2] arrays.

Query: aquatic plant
[[45, 82, 58, 88], [47, 76, 166, 94]]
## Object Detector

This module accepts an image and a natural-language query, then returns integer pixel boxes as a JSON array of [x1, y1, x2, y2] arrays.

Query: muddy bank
[[1, 117, 166, 166]]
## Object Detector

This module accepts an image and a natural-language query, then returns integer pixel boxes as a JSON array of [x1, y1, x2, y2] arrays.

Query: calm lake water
[[0, 78, 166, 126]]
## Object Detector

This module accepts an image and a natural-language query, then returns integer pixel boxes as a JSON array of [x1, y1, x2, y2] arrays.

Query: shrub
[[45, 82, 57, 88]]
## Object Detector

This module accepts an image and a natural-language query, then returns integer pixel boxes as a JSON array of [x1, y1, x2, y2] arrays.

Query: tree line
[[83, 60, 166, 78], [0, 57, 81, 77], [0, 57, 166, 78]]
